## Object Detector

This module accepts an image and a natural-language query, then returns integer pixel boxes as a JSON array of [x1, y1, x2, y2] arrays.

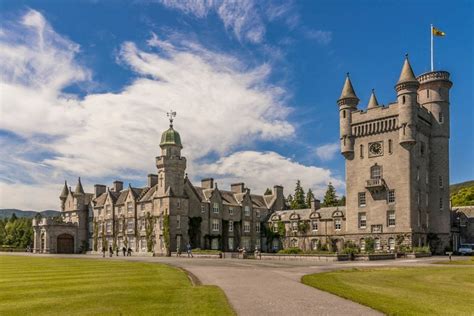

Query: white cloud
[[315, 142, 340, 161], [305, 29, 332, 45], [199, 151, 343, 198]]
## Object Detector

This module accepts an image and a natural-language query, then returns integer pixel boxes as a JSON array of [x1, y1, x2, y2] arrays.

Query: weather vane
[[167, 110, 177, 128]]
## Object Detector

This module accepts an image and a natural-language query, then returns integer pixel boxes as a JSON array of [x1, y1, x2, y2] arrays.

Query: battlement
[[417, 71, 450, 84]]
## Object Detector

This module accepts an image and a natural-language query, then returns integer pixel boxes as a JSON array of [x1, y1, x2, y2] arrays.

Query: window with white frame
[[388, 238, 395, 251], [229, 220, 233, 232], [106, 205, 111, 215], [311, 221, 318, 231], [375, 238, 381, 251], [255, 222, 260, 233], [334, 219, 341, 230], [291, 221, 298, 232], [358, 192, 366, 207], [106, 221, 112, 233], [243, 221, 251, 233], [213, 202, 219, 213], [387, 211, 396, 227], [127, 202, 133, 214], [117, 206, 122, 215], [244, 206, 250, 216], [358, 213, 367, 229], [360, 238, 366, 251], [98, 208, 102, 216], [229, 207, 234, 216], [176, 215, 181, 229], [388, 190, 395, 203], [256, 210, 260, 218], [212, 219, 219, 232], [127, 219, 134, 232], [371, 165, 382, 179]]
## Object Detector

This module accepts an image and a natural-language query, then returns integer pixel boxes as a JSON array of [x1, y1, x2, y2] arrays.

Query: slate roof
[[454, 206, 474, 218]]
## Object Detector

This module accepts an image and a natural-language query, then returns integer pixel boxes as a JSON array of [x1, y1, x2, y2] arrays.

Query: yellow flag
[[433, 26, 446, 37]]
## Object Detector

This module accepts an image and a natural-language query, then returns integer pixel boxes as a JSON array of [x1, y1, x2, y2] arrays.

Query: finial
[[346, 72, 350, 77], [167, 110, 177, 128], [372, 88, 375, 93], [405, 53, 409, 58]]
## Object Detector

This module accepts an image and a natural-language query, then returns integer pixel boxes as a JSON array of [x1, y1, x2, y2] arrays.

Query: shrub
[[364, 237, 375, 254], [342, 240, 360, 255], [278, 247, 303, 254], [412, 246, 431, 254], [192, 249, 221, 254]]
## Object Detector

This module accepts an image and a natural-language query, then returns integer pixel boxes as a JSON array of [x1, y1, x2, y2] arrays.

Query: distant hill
[[0, 209, 60, 219], [450, 181, 474, 207]]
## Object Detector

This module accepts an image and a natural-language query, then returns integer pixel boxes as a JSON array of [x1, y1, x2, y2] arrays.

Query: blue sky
[[0, 0, 473, 210]]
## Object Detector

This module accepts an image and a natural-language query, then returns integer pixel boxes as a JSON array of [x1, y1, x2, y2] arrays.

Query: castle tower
[[417, 70, 453, 241], [337, 73, 359, 158], [59, 181, 69, 211], [395, 55, 419, 147]]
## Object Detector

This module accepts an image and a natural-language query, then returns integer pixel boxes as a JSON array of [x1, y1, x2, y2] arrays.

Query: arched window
[[375, 238, 381, 251], [388, 238, 395, 251], [370, 164, 382, 179], [402, 95, 406, 104]]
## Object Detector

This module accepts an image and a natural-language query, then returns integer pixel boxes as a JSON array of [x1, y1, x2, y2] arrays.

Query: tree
[[286, 194, 293, 208], [322, 182, 339, 207], [264, 188, 272, 195], [291, 180, 307, 210], [306, 189, 315, 208], [338, 195, 346, 206]]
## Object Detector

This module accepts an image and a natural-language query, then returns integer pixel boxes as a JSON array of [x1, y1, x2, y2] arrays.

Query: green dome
[[160, 127, 182, 148]]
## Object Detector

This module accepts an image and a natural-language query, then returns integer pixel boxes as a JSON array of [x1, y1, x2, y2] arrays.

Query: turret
[[59, 181, 69, 211], [367, 89, 380, 109], [416, 71, 452, 138], [395, 55, 419, 147], [337, 73, 359, 158]]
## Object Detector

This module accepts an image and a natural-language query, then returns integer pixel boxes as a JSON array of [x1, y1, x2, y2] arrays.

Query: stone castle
[[33, 56, 454, 254]]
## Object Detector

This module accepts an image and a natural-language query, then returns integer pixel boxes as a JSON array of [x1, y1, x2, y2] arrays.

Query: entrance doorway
[[57, 234, 74, 254]]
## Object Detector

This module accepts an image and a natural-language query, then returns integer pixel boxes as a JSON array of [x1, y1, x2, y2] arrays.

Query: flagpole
[[430, 24, 434, 71]]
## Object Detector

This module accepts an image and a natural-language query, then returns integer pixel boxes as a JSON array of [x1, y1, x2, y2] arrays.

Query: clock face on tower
[[369, 142, 383, 157]]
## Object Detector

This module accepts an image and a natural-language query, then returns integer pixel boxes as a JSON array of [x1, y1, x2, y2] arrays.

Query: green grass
[[0, 255, 234, 316], [302, 267, 474, 315], [434, 256, 474, 265]]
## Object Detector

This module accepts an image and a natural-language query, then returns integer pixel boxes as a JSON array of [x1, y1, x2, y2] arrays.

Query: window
[[244, 206, 250, 216], [388, 139, 393, 154], [272, 223, 278, 233], [402, 95, 406, 104], [358, 192, 366, 207], [416, 167, 420, 181], [201, 205, 205, 213], [229, 207, 234, 216], [243, 221, 251, 233], [360, 144, 364, 159], [127, 219, 134, 232], [427, 89, 430, 98], [388, 238, 395, 251], [439, 111, 444, 123], [213, 202, 219, 213], [388, 190, 395, 203], [119, 221, 123, 231], [420, 142, 425, 156], [228, 238, 234, 250], [311, 239, 318, 250], [255, 223, 260, 233], [141, 237, 147, 251], [129, 237, 135, 249], [343, 110, 346, 118], [370, 165, 381, 179], [311, 221, 318, 231], [159, 218, 163, 230], [176, 215, 181, 229], [177, 200, 181, 209], [98, 208, 102, 216], [272, 239, 279, 251], [291, 239, 298, 248], [229, 220, 234, 232], [439, 176, 443, 188], [360, 238, 366, 251], [334, 219, 341, 230], [106, 205, 111, 215], [106, 221, 112, 233], [291, 221, 298, 232], [375, 238, 381, 251], [256, 210, 260, 218], [127, 202, 133, 214], [387, 211, 396, 227], [439, 197, 443, 211], [212, 219, 219, 232], [140, 204, 145, 211], [358, 213, 367, 229], [117, 206, 122, 215]]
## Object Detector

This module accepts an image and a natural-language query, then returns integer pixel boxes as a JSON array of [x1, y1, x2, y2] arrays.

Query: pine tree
[[322, 182, 338, 207], [286, 194, 293, 208], [291, 180, 307, 209], [338, 195, 346, 206], [306, 189, 315, 208], [264, 188, 272, 195]]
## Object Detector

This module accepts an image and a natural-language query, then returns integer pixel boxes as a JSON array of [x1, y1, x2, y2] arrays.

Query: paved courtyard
[[1, 253, 456, 315]]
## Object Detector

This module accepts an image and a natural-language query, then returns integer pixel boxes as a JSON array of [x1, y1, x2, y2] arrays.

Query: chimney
[[113, 181, 123, 192], [201, 178, 214, 189], [311, 198, 321, 211], [94, 184, 106, 198], [231, 183, 245, 193], [273, 185, 283, 198], [147, 174, 158, 187]]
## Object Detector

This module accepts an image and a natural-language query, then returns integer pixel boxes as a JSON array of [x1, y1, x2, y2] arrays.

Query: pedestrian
[[127, 247, 132, 256], [186, 243, 193, 258], [115, 247, 119, 256], [102, 246, 106, 258], [122, 246, 126, 256], [176, 247, 181, 257], [109, 246, 113, 257]]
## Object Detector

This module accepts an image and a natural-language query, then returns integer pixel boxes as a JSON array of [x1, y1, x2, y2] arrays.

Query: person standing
[[109, 246, 113, 257], [122, 246, 126, 256], [186, 243, 193, 258], [102, 246, 106, 258]]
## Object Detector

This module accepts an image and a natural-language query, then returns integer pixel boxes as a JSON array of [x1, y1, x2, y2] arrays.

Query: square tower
[[339, 56, 452, 253]]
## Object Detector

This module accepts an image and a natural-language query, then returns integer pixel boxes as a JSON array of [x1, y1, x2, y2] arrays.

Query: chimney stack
[[147, 174, 158, 187], [113, 181, 123, 192], [231, 183, 245, 193], [311, 198, 321, 211], [94, 184, 106, 198], [201, 178, 214, 189]]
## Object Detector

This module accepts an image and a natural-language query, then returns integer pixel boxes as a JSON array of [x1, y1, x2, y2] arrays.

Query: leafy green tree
[[264, 188, 272, 195], [451, 186, 474, 206], [306, 189, 315, 208], [322, 182, 339, 207], [338, 195, 346, 206], [291, 180, 307, 209]]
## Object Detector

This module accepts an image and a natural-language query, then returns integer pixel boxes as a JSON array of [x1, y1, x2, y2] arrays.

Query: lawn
[[0, 255, 234, 316], [302, 267, 474, 315], [434, 256, 474, 265]]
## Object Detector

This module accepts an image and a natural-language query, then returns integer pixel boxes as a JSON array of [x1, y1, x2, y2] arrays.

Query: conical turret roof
[[74, 177, 85, 195], [339, 73, 359, 100], [397, 55, 418, 84], [60, 181, 69, 199], [367, 89, 380, 109]]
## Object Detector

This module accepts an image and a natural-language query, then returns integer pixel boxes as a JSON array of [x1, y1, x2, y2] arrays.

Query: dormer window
[[213, 202, 219, 214], [244, 206, 250, 217]]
